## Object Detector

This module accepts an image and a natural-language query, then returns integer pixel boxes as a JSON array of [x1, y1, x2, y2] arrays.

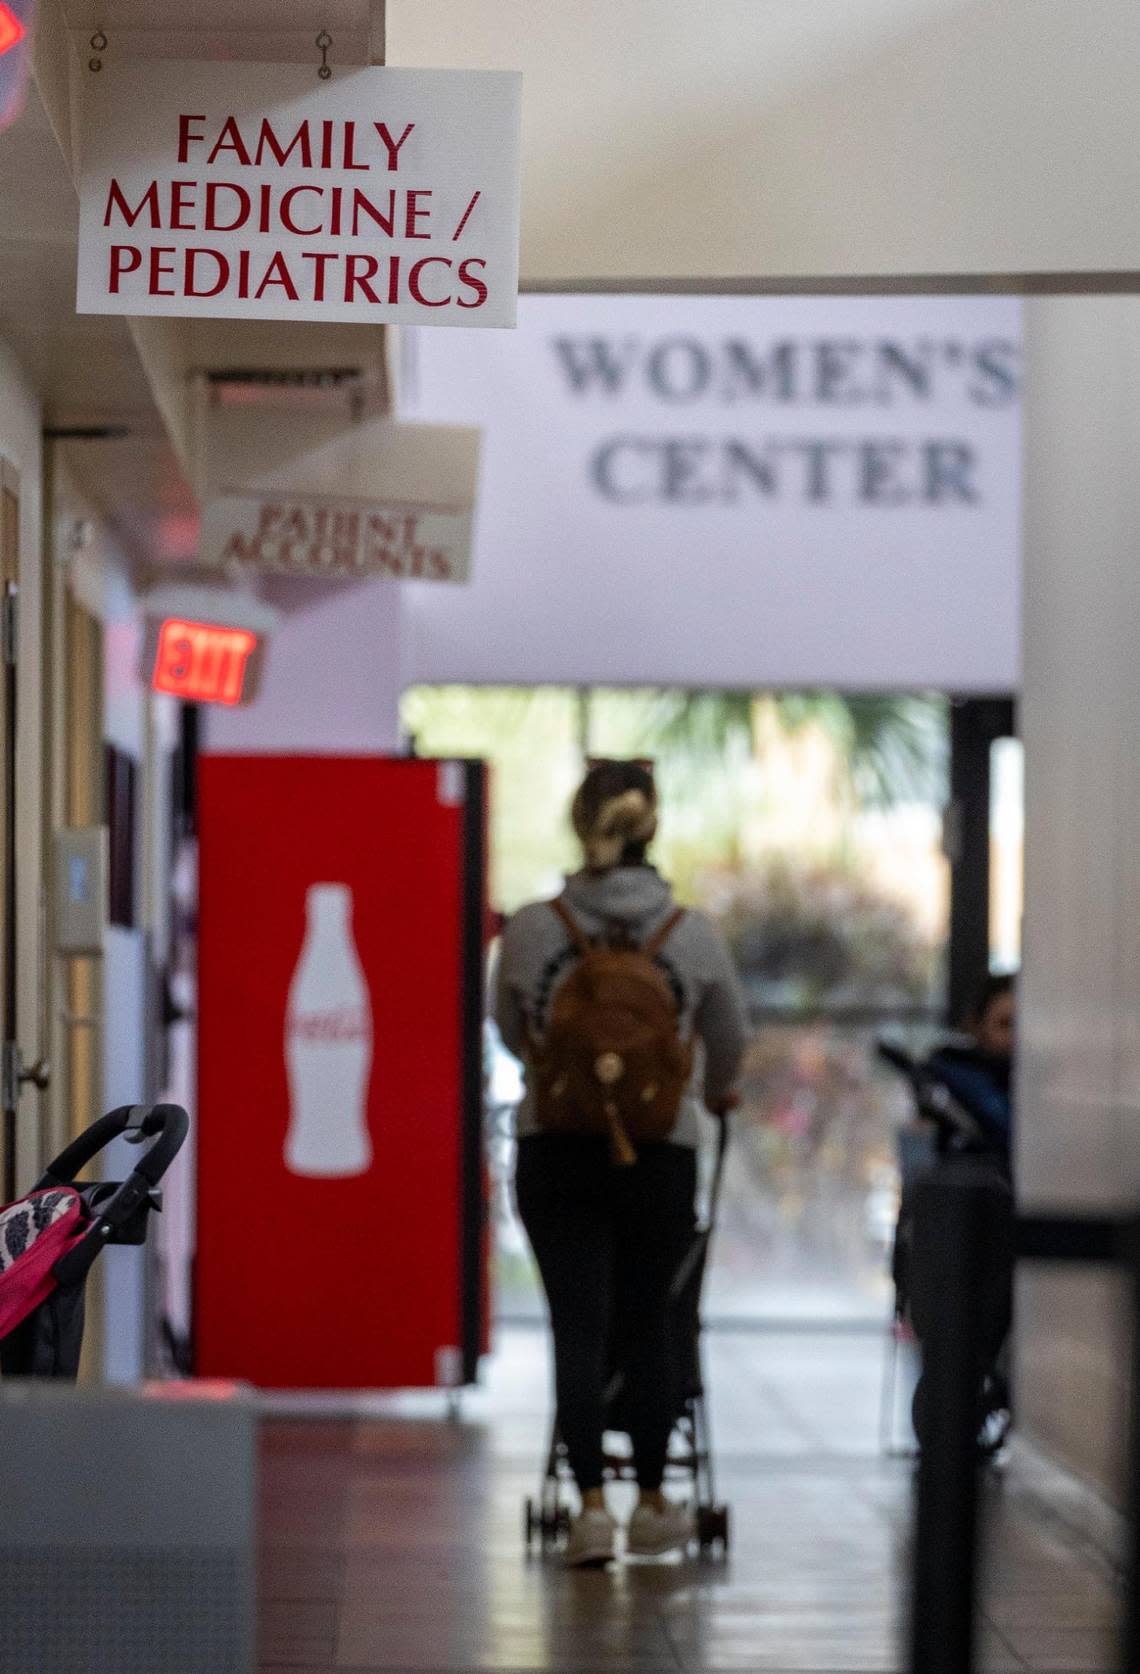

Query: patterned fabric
[[0, 1191, 76, 1274]]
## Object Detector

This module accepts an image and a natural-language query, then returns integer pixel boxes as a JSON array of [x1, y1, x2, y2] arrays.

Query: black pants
[[515, 1133, 697, 1493]]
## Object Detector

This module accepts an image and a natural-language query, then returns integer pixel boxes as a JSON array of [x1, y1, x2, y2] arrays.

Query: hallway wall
[[205, 581, 405, 756], [1018, 296, 1140, 1495], [0, 337, 46, 1194]]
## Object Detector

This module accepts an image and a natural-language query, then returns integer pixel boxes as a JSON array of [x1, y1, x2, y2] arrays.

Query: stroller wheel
[[697, 1503, 730, 1557], [525, 1497, 566, 1552]]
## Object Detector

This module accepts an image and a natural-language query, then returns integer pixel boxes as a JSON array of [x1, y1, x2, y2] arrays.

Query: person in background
[[926, 973, 1016, 1172], [495, 759, 747, 1567], [913, 972, 1018, 1456]]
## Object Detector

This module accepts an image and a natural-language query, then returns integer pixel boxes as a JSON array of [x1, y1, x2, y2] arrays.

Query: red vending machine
[[195, 756, 487, 1390]]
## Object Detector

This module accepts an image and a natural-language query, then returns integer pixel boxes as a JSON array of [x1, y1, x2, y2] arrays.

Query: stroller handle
[[38, 1104, 189, 1194], [43, 1105, 190, 1292], [874, 1037, 985, 1149], [875, 1038, 920, 1081], [125, 1104, 191, 1187]]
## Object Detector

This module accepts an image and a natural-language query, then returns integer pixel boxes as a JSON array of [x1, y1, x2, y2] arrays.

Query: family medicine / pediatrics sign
[[400, 295, 1023, 691], [76, 61, 521, 326]]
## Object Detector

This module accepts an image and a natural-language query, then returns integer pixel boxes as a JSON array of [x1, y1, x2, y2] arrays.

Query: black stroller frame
[[0, 1103, 189, 1379], [525, 1112, 732, 1558]]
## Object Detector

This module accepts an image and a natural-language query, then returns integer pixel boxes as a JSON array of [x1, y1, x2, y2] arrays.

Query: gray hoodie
[[494, 867, 749, 1147]]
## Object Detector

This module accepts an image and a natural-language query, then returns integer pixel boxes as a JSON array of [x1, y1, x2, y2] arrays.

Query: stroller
[[524, 1111, 732, 1558], [876, 1039, 1013, 1458], [0, 1103, 189, 1379]]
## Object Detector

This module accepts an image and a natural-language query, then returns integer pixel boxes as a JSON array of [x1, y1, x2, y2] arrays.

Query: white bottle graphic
[[285, 883, 374, 1178]]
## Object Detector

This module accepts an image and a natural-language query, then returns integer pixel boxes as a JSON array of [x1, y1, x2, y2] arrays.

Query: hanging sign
[[201, 495, 472, 584], [149, 618, 262, 707], [139, 584, 278, 707], [76, 59, 522, 327], [0, 1, 32, 133], [401, 294, 1022, 690], [200, 413, 480, 583]]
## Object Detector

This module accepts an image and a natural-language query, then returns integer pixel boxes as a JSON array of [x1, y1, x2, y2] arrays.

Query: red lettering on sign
[[405, 190, 432, 239], [457, 258, 488, 309], [148, 245, 177, 296], [169, 180, 198, 230], [204, 181, 251, 232], [409, 256, 452, 307], [374, 122, 415, 171], [185, 247, 228, 297], [104, 178, 161, 228], [177, 113, 206, 164], [108, 245, 142, 292]]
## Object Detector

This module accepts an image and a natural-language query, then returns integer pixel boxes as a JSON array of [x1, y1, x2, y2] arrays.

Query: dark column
[[946, 696, 1016, 1026], [909, 1170, 992, 1674]]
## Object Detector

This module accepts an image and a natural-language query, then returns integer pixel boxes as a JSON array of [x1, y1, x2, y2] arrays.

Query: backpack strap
[[550, 896, 592, 954], [643, 907, 686, 958]]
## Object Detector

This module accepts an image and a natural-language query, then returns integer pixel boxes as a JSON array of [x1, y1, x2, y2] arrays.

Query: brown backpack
[[531, 898, 693, 1165]]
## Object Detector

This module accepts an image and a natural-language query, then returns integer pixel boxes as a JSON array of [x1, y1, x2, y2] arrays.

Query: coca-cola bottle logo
[[288, 1006, 371, 1044], [284, 883, 374, 1179]]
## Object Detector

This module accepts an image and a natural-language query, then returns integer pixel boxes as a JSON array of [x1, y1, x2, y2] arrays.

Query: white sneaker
[[563, 1506, 617, 1567], [627, 1500, 695, 1557]]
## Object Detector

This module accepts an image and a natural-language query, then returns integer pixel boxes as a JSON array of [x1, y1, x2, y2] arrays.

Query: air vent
[[205, 368, 362, 390], [43, 425, 131, 440]]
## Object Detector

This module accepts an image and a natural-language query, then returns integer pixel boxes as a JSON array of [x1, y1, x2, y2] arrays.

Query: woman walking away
[[495, 760, 748, 1567]]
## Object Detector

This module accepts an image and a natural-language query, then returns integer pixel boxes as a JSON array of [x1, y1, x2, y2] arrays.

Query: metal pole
[[909, 1170, 990, 1674]]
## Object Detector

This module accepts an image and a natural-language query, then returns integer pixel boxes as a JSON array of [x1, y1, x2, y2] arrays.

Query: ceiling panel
[[61, 0, 379, 64]]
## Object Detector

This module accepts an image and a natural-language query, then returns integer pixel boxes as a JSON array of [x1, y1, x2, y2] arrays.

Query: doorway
[[62, 598, 104, 1151], [402, 683, 971, 1327]]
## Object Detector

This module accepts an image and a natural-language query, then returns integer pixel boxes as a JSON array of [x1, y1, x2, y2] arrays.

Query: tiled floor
[[259, 1326, 1122, 1672]]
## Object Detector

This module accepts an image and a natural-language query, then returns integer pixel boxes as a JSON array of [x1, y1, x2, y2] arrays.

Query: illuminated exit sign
[[0, 2, 31, 133], [0, 5, 26, 55], [149, 617, 261, 706]]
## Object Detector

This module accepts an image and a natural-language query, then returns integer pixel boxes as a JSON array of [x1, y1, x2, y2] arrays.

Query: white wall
[[1017, 297, 1140, 1493], [205, 580, 405, 755], [101, 560, 153, 1383]]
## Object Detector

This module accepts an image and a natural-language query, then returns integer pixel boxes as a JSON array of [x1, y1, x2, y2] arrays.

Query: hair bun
[[571, 759, 659, 871], [579, 787, 658, 870]]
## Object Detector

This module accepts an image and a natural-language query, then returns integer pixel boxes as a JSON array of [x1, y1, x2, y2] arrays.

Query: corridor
[[259, 1330, 1122, 1673]]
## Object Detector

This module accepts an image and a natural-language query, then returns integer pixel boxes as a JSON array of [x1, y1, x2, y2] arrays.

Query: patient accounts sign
[[76, 60, 521, 326]]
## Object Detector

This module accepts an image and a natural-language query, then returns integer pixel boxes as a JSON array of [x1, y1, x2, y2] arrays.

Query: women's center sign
[[76, 61, 521, 326], [401, 295, 1023, 691]]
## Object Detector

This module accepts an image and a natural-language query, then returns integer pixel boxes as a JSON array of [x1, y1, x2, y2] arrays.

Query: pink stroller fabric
[[0, 1188, 86, 1339]]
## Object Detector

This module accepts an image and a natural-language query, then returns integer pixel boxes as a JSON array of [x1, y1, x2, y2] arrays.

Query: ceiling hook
[[316, 30, 333, 81], [89, 29, 108, 72]]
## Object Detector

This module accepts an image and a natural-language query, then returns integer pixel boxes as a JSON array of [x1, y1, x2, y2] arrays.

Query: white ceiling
[[389, 0, 1140, 285], [60, 0, 381, 64]]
